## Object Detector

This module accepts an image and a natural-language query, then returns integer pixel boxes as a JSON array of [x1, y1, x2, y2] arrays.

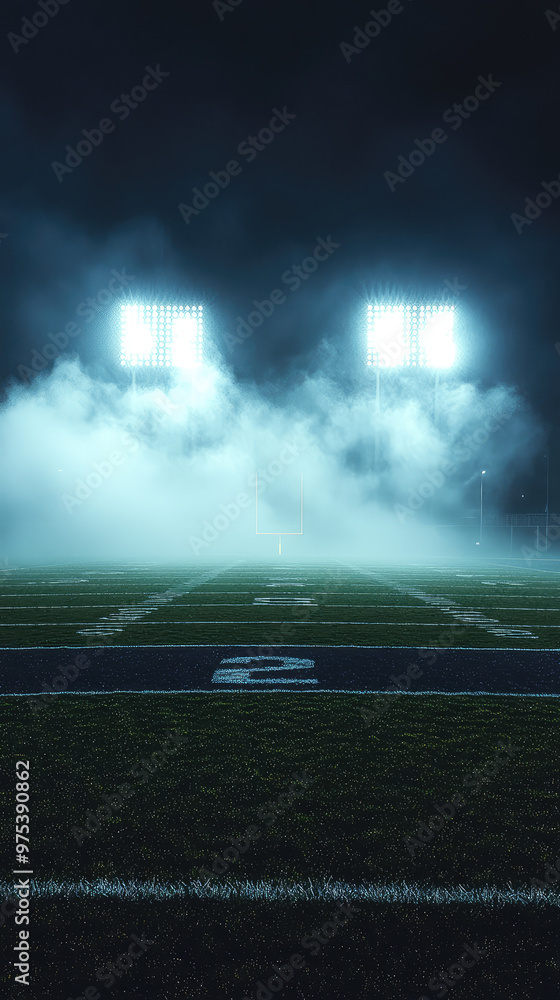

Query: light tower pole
[[479, 470, 486, 546], [546, 449, 550, 547], [375, 368, 380, 469]]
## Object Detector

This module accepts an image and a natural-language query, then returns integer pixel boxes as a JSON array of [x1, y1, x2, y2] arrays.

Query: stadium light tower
[[120, 303, 204, 382], [366, 303, 456, 370], [366, 302, 456, 465]]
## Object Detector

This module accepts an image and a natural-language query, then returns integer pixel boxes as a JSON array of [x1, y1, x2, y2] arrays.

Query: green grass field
[[1, 694, 557, 885], [1, 560, 560, 647], [0, 560, 558, 998]]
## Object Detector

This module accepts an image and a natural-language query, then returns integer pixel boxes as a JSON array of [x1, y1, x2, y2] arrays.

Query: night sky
[[1, 0, 558, 521]]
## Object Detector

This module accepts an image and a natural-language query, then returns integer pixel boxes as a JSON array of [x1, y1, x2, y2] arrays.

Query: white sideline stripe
[[1, 878, 555, 906], [5, 690, 560, 698], [0, 642, 555, 651]]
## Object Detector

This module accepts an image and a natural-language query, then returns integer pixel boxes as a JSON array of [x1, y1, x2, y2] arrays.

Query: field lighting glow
[[120, 303, 204, 367], [366, 303, 456, 368]]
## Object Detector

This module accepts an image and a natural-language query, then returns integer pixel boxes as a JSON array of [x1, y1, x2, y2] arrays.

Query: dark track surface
[[1, 644, 558, 695]]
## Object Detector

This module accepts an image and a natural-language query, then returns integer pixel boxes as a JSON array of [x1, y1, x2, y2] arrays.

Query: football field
[[1, 559, 560, 648], [0, 560, 558, 999]]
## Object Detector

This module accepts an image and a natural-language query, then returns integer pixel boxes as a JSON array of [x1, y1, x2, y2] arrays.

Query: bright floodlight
[[120, 303, 203, 367], [366, 303, 455, 368]]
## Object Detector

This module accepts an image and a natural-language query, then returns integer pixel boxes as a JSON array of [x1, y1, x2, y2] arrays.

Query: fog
[[0, 351, 540, 565]]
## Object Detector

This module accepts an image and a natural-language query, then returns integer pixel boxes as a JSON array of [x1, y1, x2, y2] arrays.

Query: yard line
[[69, 565, 241, 636], [0, 618, 560, 624], [0, 592, 255, 597], [3, 590, 559, 598], [4, 599, 558, 614], [348, 569, 541, 639], [2, 878, 555, 906]]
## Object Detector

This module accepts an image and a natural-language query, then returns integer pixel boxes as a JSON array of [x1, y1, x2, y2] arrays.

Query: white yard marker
[[253, 596, 316, 606]]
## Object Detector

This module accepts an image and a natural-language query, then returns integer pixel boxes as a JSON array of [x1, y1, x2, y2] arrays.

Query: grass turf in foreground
[[0, 900, 557, 999], [1, 695, 558, 887]]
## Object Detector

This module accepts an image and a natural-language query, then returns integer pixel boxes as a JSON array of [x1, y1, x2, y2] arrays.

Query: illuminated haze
[[0, 347, 539, 565]]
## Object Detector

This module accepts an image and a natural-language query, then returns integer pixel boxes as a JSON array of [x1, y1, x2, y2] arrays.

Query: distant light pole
[[479, 470, 486, 545], [546, 449, 550, 543]]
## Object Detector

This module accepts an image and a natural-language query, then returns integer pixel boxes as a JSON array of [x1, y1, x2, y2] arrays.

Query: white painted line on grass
[[3, 878, 556, 906], [3, 690, 559, 698]]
